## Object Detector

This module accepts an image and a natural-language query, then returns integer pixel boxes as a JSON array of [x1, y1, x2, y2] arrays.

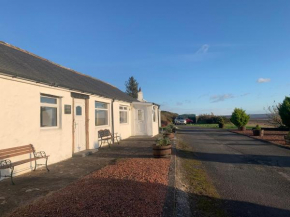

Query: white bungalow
[[0, 42, 161, 178]]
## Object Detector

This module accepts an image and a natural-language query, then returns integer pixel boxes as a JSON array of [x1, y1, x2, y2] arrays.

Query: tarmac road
[[177, 126, 290, 217]]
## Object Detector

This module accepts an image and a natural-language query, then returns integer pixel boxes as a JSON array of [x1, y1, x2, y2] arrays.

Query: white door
[[135, 109, 147, 135], [74, 99, 86, 152]]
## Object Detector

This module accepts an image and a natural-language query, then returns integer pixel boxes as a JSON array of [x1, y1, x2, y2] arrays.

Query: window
[[153, 107, 156, 122], [40, 96, 58, 127], [76, 106, 82, 116], [119, 106, 128, 124], [95, 101, 109, 126], [138, 110, 144, 121]]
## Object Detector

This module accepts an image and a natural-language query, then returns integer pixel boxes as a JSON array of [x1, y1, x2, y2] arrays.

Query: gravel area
[[8, 158, 170, 217], [232, 130, 289, 146]]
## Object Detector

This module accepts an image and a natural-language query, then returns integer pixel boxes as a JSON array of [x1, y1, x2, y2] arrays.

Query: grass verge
[[177, 139, 228, 217]]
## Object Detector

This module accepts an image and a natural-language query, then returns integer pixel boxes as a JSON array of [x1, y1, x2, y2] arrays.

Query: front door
[[74, 99, 86, 152], [135, 109, 147, 135]]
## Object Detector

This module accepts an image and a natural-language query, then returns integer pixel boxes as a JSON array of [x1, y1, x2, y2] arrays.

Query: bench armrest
[[34, 151, 47, 158], [0, 159, 12, 168]]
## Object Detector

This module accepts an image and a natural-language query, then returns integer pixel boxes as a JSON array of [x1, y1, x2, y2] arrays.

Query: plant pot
[[152, 144, 172, 158], [218, 123, 224, 129], [238, 126, 246, 131], [284, 136, 290, 145], [253, 129, 264, 136]]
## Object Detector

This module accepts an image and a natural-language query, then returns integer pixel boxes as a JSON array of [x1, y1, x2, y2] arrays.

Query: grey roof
[[0, 42, 138, 102]]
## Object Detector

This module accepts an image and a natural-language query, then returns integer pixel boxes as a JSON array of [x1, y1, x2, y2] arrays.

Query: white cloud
[[210, 94, 234, 103], [195, 44, 209, 54], [257, 78, 271, 83], [240, 93, 250, 97]]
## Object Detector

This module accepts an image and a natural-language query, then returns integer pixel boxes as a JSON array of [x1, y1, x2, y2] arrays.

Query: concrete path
[[177, 126, 290, 217], [0, 137, 154, 216]]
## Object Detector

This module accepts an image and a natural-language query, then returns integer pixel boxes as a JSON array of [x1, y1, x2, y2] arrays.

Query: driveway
[[177, 126, 290, 217]]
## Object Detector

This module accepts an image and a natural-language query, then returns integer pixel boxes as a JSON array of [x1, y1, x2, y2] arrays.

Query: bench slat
[[0, 147, 33, 156], [0, 150, 33, 160], [0, 145, 33, 154]]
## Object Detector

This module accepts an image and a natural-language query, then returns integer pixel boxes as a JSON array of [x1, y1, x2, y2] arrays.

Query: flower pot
[[152, 144, 172, 158], [218, 123, 224, 129], [284, 136, 290, 145], [253, 129, 264, 136], [238, 126, 246, 131]]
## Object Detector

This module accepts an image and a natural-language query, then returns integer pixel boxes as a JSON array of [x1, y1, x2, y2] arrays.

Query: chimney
[[137, 87, 144, 102]]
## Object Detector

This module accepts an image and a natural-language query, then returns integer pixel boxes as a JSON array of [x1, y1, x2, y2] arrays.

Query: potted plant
[[163, 125, 172, 137], [230, 108, 250, 131], [284, 132, 290, 145], [278, 97, 290, 145], [217, 117, 225, 129], [252, 125, 264, 136], [152, 137, 172, 158]]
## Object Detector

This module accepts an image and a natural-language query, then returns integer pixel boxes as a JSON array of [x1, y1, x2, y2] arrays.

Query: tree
[[230, 108, 250, 127], [264, 103, 284, 127], [278, 96, 290, 128], [125, 76, 139, 99]]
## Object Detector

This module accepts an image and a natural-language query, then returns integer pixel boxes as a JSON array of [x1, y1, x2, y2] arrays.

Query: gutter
[[111, 98, 115, 143]]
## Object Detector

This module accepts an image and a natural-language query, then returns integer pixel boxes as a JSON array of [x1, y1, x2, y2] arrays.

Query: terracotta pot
[[218, 123, 224, 129], [253, 129, 264, 136], [284, 136, 290, 145], [239, 126, 246, 131], [152, 144, 172, 158]]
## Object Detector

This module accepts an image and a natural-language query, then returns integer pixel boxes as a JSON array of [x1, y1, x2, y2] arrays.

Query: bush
[[230, 108, 250, 127], [156, 137, 171, 146], [216, 116, 224, 124], [254, 125, 261, 130], [278, 96, 290, 128]]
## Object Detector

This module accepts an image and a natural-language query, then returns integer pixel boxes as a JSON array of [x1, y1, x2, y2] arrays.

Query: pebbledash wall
[[0, 74, 134, 178]]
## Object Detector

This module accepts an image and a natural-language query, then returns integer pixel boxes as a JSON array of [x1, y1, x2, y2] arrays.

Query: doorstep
[[73, 149, 99, 157]]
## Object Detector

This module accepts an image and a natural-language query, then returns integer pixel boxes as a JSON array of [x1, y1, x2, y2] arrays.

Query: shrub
[[230, 108, 250, 127], [278, 96, 290, 128], [156, 137, 171, 146], [254, 125, 261, 130], [164, 125, 173, 133], [216, 116, 224, 124]]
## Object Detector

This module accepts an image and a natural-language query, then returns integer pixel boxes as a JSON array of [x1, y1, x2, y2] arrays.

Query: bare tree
[[264, 102, 284, 127]]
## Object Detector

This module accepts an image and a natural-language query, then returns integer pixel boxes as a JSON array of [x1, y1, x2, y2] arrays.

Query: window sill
[[40, 127, 60, 130]]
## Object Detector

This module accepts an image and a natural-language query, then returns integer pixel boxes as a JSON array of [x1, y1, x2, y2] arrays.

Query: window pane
[[95, 110, 108, 126], [76, 106, 82, 115], [120, 111, 128, 123], [95, 102, 108, 109], [41, 107, 57, 127], [41, 96, 57, 104], [153, 109, 156, 122], [138, 110, 144, 121]]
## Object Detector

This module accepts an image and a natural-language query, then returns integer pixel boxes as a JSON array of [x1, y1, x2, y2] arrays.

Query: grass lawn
[[185, 123, 255, 130]]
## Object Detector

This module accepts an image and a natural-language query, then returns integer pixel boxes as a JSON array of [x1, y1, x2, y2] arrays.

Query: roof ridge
[[0, 41, 118, 89]]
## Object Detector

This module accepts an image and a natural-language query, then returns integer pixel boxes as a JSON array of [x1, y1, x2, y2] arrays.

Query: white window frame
[[153, 106, 157, 122], [95, 101, 110, 127], [40, 95, 59, 129], [119, 106, 128, 124]]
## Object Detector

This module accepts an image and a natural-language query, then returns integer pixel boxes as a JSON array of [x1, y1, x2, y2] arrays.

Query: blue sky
[[1, 0, 290, 115]]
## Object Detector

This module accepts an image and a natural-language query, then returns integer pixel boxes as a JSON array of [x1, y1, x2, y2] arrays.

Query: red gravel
[[8, 158, 170, 217], [232, 130, 289, 146]]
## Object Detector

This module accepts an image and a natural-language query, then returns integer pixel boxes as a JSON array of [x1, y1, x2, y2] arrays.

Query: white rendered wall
[[0, 76, 73, 178]]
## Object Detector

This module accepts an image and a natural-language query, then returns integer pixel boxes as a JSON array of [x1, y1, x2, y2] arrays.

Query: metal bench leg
[[33, 159, 37, 171], [10, 166, 15, 185], [45, 157, 50, 172]]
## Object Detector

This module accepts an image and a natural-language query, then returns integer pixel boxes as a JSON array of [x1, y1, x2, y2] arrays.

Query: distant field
[[184, 118, 273, 130], [184, 124, 256, 130]]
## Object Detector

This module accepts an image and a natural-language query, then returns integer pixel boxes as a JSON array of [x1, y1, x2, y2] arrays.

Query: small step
[[73, 149, 98, 157]]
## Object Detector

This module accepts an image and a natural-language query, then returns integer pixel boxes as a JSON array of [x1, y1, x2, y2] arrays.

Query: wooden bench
[[0, 144, 49, 185], [98, 129, 120, 147]]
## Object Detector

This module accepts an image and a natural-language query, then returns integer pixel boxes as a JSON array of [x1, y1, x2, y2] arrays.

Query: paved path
[[0, 137, 155, 217], [177, 126, 290, 217]]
